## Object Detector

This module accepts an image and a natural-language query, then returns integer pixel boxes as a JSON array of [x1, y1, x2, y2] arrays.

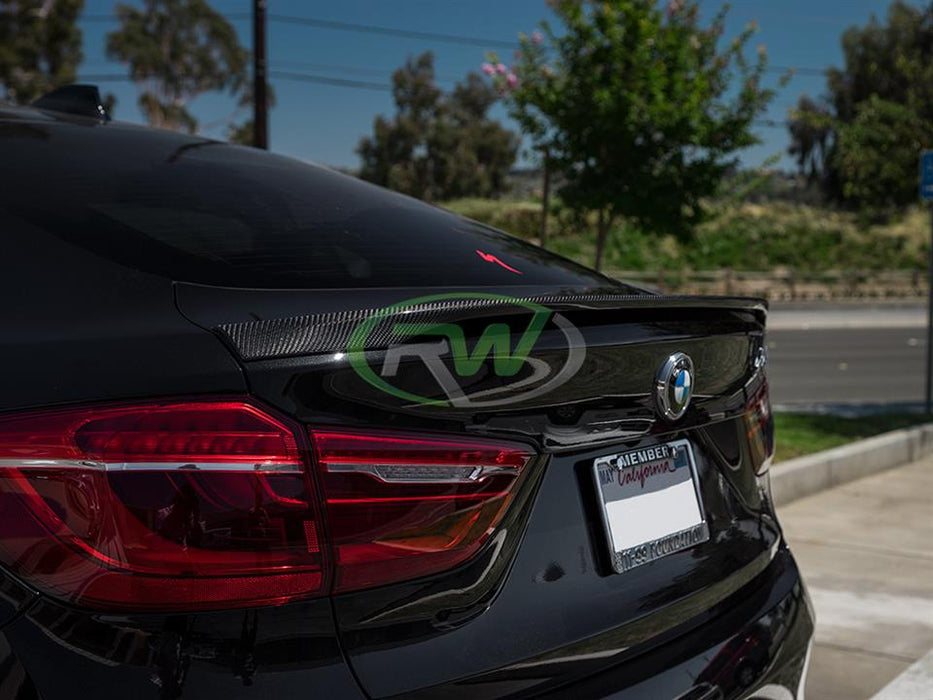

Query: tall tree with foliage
[[788, 1, 933, 211], [787, 95, 834, 186], [828, 2, 933, 125], [835, 96, 928, 214], [107, 0, 247, 133], [0, 0, 84, 103], [487, 0, 779, 270], [358, 52, 519, 202]]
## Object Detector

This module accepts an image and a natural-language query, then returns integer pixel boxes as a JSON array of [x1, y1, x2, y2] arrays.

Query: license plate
[[592, 439, 709, 574]]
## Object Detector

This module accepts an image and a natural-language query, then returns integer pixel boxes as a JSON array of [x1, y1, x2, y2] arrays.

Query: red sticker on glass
[[476, 250, 523, 275]]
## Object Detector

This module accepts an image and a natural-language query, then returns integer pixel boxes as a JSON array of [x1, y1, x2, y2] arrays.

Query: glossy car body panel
[[0, 598, 363, 699], [327, 427, 782, 697], [532, 549, 813, 700], [176, 284, 766, 447], [0, 102, 812, 699]]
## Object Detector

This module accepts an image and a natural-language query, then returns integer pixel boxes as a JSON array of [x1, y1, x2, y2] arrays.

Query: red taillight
[[309, 430, 532, 593], [745, 380, 774, 474], [0, 400, 324, 611], [0, 399, 535, 610]]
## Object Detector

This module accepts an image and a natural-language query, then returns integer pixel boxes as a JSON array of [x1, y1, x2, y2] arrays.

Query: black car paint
[[180, 290, 780, 697], [0, 104, 812, 699], [326, 433, 783, 697]]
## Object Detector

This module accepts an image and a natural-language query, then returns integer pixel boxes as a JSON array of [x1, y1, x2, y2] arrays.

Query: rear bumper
[[536, 546, 814, 700], [0, 593, 366, 700], [0, 547, 812, 700]]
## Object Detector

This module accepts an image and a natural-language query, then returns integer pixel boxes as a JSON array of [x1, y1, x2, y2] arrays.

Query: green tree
[[834, 96, 929, 214], [358, 52, 518, 201], [226, 119, 254, 146], [106, 0, 247, 133], [827, 2, 933, 125], [225, 83, 275, 146], [0, 0, 84, 103], [788, 1, 933, 209], [488, 0, 779, 270], [787, 95, 834, 187]]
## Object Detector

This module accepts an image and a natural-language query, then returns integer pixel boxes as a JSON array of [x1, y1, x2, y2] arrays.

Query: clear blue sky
[[77, 0, 895, 171]]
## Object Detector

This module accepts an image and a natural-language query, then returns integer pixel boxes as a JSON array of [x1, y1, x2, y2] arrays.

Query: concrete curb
[[771, 422, 933, 507]]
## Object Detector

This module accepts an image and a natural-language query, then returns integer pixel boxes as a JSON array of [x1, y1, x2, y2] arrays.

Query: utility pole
[[921, 151, 933, 412], [252, 0, 268, 149], [927, 200, 933, 413]]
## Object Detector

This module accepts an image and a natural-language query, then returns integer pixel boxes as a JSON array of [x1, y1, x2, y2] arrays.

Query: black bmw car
[[0, 86, 813, 699]]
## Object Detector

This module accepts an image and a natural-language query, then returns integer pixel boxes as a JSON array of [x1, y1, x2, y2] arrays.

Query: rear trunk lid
[[178, 284, 779, 698], [180, 287, 764, 446]]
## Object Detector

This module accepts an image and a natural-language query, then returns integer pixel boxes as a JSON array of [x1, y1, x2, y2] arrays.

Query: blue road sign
[[923, 151, 933, 413], [921, 151, 933, 201]]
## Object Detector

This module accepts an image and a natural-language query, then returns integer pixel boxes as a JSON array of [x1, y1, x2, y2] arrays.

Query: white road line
[[873, 647, 933, 699]]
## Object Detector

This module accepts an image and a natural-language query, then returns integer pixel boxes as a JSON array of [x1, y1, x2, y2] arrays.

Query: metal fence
[[607, 269, 928, 301]]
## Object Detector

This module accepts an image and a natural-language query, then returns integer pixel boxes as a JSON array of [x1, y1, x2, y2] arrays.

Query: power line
[[74, 70, 396, 92], [81, 11, 516, 48], [80, 59, 819, 84], [78, 69, 798, 131], [271, 59, 461, 84], [266, 14, 515, 49], [74, 73, 133, 82], [770, 65, 826, 77], [268, 71, 393, 92], [262, 14, 830, 76], [754, 119, 788, 128], [77, 59, 456, 82], [80, 12, 250, 22], [263, 13, 829, 77], [272, 60, 394, 77], [269, 74, 797, 129], [746, 9, 849, 28], [81, 11, 829, 76]]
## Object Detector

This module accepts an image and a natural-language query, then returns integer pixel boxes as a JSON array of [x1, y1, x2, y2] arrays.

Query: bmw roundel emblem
[[655, 353, 694, 421]]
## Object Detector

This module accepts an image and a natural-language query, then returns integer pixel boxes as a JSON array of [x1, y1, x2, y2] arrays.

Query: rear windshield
[[0, 120, 616, 290]]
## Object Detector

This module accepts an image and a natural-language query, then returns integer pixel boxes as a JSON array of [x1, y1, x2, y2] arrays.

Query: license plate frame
[[592, 439, 709, 574]]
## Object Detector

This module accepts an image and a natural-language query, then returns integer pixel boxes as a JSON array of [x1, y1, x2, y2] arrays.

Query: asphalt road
[[766, 305, 928, 409]]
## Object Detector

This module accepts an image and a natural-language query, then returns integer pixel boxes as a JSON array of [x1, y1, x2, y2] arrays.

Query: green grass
[[441, 198, 930, 273], [773, 412, 930, 463]]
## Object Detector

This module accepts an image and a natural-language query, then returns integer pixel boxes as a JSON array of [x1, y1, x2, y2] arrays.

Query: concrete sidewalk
[[778, 456, 933, 699], [768, 304, 926, 330]]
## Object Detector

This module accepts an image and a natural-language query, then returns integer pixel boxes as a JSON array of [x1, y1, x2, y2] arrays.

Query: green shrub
[[440, 198, 927, 272]]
